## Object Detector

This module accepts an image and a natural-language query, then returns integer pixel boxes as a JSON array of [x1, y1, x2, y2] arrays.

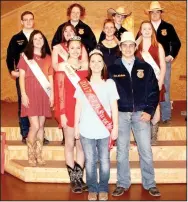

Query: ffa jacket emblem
[[137, 69, 144, 78], [113, 74, 126, 77], [78, 29, 84, 35], [161, 29, 167, 36]]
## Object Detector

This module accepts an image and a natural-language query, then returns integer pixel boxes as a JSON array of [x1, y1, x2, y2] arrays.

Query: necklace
[[70, 64, 81, 71]]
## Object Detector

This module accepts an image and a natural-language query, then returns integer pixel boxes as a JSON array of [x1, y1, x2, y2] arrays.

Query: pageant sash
[[63, 62, 81, 88], [22, 53, 51, 97], [141, 51, 160, 80], [55, 44, 68, 61], [78, 79, 114, 150]]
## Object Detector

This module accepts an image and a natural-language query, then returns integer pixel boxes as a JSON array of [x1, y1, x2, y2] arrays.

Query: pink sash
[[78, 79, 115, 150]]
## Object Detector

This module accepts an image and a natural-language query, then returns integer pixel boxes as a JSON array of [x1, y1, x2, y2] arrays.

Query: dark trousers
[[16, 78, 30, 137]]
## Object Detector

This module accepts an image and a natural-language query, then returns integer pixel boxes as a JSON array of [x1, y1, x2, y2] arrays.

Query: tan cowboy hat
[[145, 1, 164, 14], [120, 31, 136, 44], [107, 7, 132, 17]]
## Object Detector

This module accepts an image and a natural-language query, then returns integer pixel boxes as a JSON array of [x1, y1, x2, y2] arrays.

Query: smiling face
[[33, 33, 44, 49], [68, 40, 81, 59], [89, 54, 104, 74], [63, 25, 75, 41], [141, 22, 153, 38], [113, 14, 125, 25], [21, 14, 34, 29], [120, 41, 136, 59], [103, 22, 116, 37], [70, 6, 81, 22]]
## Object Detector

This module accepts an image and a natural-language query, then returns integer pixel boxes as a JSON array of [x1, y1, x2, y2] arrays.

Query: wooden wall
[[1, 1, 186, 101]]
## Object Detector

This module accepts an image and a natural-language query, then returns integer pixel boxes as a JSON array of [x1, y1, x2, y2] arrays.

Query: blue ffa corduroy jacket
[[108, 57, 159, 117]]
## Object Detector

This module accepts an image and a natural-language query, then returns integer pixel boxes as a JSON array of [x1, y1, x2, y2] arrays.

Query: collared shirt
[[121, 57, 135, 75], [23, 29, 33, 41], [70, 20, 78, 27], [151, 19, 162, 31], [115, 23, 121, 30]]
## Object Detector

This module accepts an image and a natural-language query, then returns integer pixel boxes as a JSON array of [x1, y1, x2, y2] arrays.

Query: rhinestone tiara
[[89, 49, 103, 57], [69, 36, 81, 41]]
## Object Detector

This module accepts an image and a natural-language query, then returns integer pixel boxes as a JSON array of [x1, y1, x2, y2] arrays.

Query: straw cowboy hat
[[145, 1, 164, 14], [120, 31, 136, 44], [107, 6, 132, 17]]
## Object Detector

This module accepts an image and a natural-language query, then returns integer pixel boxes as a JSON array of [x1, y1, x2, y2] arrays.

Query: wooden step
[[1, 126, 186, 141], [5, 140, 186, 161], [5, 160, 186, 183]]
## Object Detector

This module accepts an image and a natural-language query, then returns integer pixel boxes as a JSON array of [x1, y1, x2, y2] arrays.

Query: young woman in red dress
[[55, 36, 88, 193], [52, 23, 88, 145], [136, 21, 166, 145], [18, 30, 54, 166]]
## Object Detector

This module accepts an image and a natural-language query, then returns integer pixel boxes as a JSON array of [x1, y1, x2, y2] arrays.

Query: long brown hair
[[24, 30, 49, 59], [61, 23, 76, 43], [137, 20, 158, 53], [87, 53, 108, 81]]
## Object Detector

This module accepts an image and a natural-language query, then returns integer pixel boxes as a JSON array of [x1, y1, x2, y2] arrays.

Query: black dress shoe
[[149, 187, 161, 197], [22, 137, 27, 144], [43, 138, 49, 145], [112, 187, 128, 196]]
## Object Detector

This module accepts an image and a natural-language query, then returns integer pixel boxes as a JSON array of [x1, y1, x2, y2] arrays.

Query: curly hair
[[67, 3, 85, 17]]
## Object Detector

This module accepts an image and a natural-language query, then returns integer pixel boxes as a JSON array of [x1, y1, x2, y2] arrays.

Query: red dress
[[53, 43, 87, 127], [18, 54, 53, 117], [54, 70, 88, 128], [136, 45, 165, 102]]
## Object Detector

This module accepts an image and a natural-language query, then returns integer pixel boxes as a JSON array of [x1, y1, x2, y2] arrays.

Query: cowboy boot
[[35, 138, 46, 165], [66, 164, 82, 193], [75, 162, 88, 192], [26, 139, 37, 167], [151, 122, 159, 145]]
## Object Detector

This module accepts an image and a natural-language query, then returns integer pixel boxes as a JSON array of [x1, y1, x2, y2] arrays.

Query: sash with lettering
[[54, 44, 69, 62], [141, 51, 160, 80], [22, 53, 51, 97], [78, 79, 115, 151]]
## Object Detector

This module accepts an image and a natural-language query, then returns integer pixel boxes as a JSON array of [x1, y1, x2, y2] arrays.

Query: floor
[[1, 173, 187, 201]]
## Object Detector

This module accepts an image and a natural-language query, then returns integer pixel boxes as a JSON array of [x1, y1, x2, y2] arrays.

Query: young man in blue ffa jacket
[[6, 11, 50, 144], [98, 7, 131, 43], [108, 32, 161, 197], [51, 3, 97, 53], [146, 1, 181, 123]]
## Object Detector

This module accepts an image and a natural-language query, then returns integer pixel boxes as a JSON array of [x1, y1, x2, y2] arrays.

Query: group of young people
[[6, 1, 181, 200]]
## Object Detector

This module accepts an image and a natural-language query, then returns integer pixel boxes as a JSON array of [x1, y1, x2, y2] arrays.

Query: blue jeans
[[80, 136, 110, 193], [16, 78, 30, 137], [160, 62, 171, 121], [116, 111, 156, 190]]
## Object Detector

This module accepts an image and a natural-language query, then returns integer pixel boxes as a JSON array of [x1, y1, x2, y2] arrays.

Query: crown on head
[[69, 36, 81, 41], [89, 49, 103, 57]]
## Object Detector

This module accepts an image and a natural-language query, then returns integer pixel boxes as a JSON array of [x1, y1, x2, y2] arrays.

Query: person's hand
[[60, 114, 67, 128], [11, 70, 19, 78], [165, 55, 174, 62], [74, 126, 80, 140], [110, 127, 118, 140], [21, 94, 29, 108], [49, 94, 54, 108], [140, 112, 151, 122]]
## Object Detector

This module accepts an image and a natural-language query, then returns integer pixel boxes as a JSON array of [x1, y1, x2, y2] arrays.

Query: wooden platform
[[1, 100, 187, 184]]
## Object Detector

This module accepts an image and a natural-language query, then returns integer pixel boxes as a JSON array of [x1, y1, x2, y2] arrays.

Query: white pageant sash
[[141, 51, 160, 80], [22, 53, 51, 97], [55, 44, 68, 61]]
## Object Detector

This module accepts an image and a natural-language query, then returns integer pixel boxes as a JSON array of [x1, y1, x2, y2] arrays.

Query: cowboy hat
[[120, 31, 136, 44], [107, 7, 132, 17], [145, 1, 164, 14]]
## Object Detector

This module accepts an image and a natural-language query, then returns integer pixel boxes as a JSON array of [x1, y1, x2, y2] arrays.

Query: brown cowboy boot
[[75, 162, 88, 192], [151, 122, 159, 145], [66, 164, 82, 193], [26, 139, 37, 167], [35, 138, 46, 165]]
